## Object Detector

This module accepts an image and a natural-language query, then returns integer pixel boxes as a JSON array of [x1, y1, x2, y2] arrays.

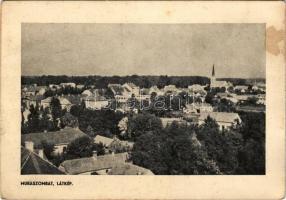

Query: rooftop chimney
[[92, 150, 97, 160], [38, 149, 44, 159], [25, 141, 34, 152]]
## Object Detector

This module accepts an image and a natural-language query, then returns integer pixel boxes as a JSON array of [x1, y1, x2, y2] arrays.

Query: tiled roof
[[199, 112, 241, 123], [108, 163, 154, 175], [160, 118, 187, 127], [62, 95, 82, 105], [22, 128, 88, 147], [60, 153, 129, 174], [21, 147, 65, 175], [23, 95, 45, 101]]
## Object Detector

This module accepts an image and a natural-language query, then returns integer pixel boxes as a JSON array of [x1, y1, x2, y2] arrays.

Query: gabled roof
[[108, 85, 125, 95], [199, 112, 241, 124], [60, 153, 129, 174], [123, 82, 138, 89], [41, 97, 53, 103], [22, 128, 88, 147], [62, 95, 81, 105], [108, 163, 154, 175], [58, 97, 72, 105], [21, 147, 65, 174]]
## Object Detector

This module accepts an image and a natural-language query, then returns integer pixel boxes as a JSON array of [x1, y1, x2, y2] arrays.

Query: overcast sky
[[22, 23, 265, 78]]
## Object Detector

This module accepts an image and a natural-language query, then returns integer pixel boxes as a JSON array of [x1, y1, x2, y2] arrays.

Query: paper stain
[[165, 10, 172, 17], [266, 26, 285, 56]]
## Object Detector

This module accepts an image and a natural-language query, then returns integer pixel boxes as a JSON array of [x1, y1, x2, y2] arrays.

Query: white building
[[184, 103, 213, 114], [198, 112, 241, 130], [84, 96, 109, 110], [60, 82, 76, 88], [210, 65, 232, 89]]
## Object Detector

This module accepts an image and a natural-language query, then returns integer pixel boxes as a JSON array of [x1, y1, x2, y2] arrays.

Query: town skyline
[[22, 23, 265, 78]]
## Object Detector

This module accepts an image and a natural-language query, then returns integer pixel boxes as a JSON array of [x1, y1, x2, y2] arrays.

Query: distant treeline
[[22, 75, 265, 89], [217, 78, 265, 86], [22, 75, 210, 89]]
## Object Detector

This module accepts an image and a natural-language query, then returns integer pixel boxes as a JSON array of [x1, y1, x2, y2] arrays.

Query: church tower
[[210, 64, 216, 87]]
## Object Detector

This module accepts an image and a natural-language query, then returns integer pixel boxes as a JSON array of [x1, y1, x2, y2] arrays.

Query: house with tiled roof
[[123, 82, 140, 96], [108, 163, 154, 175], [160, 117, 188, 128], [41, 96, 72, 111], [21, 146, 65, 175], [21, 127, 89, 155], [94, 135, 134, 153], [84, 96, 109, 110], [210, 65, 232, 89], [59, 97, 72, 111], [198, 112, 241, 130], [188, 84, 207, 95], [60, 82, 76, 88], [94, 135, 114, 147], [41, 97, 53, 109], [234, 85, 249, 93], [183, 103, 213, 114], [63, 94, 82, 105], [59, 152, 129, 175], [22, 95, 45, 108]]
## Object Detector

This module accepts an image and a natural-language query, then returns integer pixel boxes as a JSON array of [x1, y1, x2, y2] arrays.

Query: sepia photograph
[[1, 1, 285, 199], [21, 23, 266, 175]]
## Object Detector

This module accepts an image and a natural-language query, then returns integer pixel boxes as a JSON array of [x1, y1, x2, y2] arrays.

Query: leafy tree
[[109, 139, 128, 153], [216, 98, 235, 112], [70, 105, 83, 118], [65, 136, 94, 160], [236, 112, 265, 174], [131, 131, 169, 174], [205, 92, 215, 105], [85, 125, 95, 137], [50, 97, 62, 122], [78, 109, 124, 138], [127, 113, 163, 140], [131, 124, 221, 175], [197, 117, 242, 174], [94, 142, 105, 156], [27, 104, 41, 132], [236, 139, 265, 174], [60, 112, 79, 128]]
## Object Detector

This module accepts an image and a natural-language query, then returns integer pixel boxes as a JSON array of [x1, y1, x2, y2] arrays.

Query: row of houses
[[21, 127, 153, 175], [161, 111, 241, 131]]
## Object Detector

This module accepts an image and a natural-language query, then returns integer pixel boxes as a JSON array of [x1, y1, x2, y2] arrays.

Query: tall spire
[[212, 64, 215, 77]]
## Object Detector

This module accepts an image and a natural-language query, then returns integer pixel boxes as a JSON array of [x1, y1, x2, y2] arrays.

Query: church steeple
[[212, 64, 215, 77], [210, 64, 216, 88]]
